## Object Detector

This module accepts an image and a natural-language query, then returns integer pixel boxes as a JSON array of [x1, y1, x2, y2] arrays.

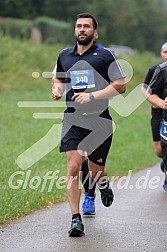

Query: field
[[0, 36, 160, 223]]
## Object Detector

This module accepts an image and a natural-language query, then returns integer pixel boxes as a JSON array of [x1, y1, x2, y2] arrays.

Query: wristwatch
[[89, 92, 94, 101]]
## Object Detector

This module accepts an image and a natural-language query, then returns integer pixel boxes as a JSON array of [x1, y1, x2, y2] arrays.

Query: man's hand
[[52, 77, 64, 100], [52, 86, 63, 100], [72, 92, 90, 104], [163, 97, 167, 110]]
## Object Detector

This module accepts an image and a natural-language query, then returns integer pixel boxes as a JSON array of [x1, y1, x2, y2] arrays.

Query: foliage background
[[0, 0, 167, 52]]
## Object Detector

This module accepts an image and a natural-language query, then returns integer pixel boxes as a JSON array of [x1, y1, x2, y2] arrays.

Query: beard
[[76, 33, 94, 45]]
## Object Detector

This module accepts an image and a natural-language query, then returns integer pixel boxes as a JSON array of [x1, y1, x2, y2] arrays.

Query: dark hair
[[76, 13, 98, 30]]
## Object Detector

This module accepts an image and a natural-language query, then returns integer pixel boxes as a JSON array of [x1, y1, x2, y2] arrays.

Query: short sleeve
[[105, 49, 126, 82], [54, 55, 66, 80], [149, 66, 163, 95]]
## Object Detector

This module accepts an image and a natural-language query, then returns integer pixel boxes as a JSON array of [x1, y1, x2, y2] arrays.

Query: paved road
[[1, 163, 167, 252]]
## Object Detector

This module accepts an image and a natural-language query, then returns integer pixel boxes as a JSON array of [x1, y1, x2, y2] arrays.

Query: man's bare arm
[[146, 91, 167, 110], [72, 78, 126, 104], [93, 78, 126, 100]]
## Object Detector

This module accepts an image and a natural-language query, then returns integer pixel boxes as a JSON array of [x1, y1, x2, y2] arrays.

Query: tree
[[0, 0, 167, 53], [0, 0, 47, 19]]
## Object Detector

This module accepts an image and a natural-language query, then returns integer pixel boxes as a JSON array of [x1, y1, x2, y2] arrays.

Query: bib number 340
[[70, 69, 95, 89]]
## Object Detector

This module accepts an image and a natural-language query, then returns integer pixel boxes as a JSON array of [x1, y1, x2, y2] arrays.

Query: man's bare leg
[[66, 150, 85, 237], [153, 141, 162, 158], [66, 150, 83, 214]]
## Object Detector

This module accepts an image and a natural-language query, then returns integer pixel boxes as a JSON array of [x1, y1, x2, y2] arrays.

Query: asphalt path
[[1, 163, 167, 252]]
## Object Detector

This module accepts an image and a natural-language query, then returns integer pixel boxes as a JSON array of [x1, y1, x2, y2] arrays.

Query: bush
[[0, 17, 32, 39], [33, 16, 73, 45]]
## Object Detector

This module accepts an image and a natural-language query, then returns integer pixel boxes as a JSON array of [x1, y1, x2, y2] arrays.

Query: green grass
[[0, 36, 160, 224]]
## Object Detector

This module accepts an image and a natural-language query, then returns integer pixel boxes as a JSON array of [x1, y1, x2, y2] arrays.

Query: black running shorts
[[151, 118, 162, 142], [60, 110, 113, 166]]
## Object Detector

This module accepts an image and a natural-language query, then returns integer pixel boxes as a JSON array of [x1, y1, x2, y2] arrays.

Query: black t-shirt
[[55, 42, 125, 113], [144, 64, 162, 120], [149, 62, 167, 119]]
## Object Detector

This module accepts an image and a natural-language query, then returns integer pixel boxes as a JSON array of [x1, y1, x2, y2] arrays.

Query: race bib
[[70, 69, 95, 89], [160, 119, 167, 140]]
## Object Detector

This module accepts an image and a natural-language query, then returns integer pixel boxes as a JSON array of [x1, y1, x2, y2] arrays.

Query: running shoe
[[82, 192, 88, 210], [163, 176, 167, 192], [160, 159, 166, 173], [99, 181, 114, 207], [68, 217, 85, 237], [82, 193, 95, 215]]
